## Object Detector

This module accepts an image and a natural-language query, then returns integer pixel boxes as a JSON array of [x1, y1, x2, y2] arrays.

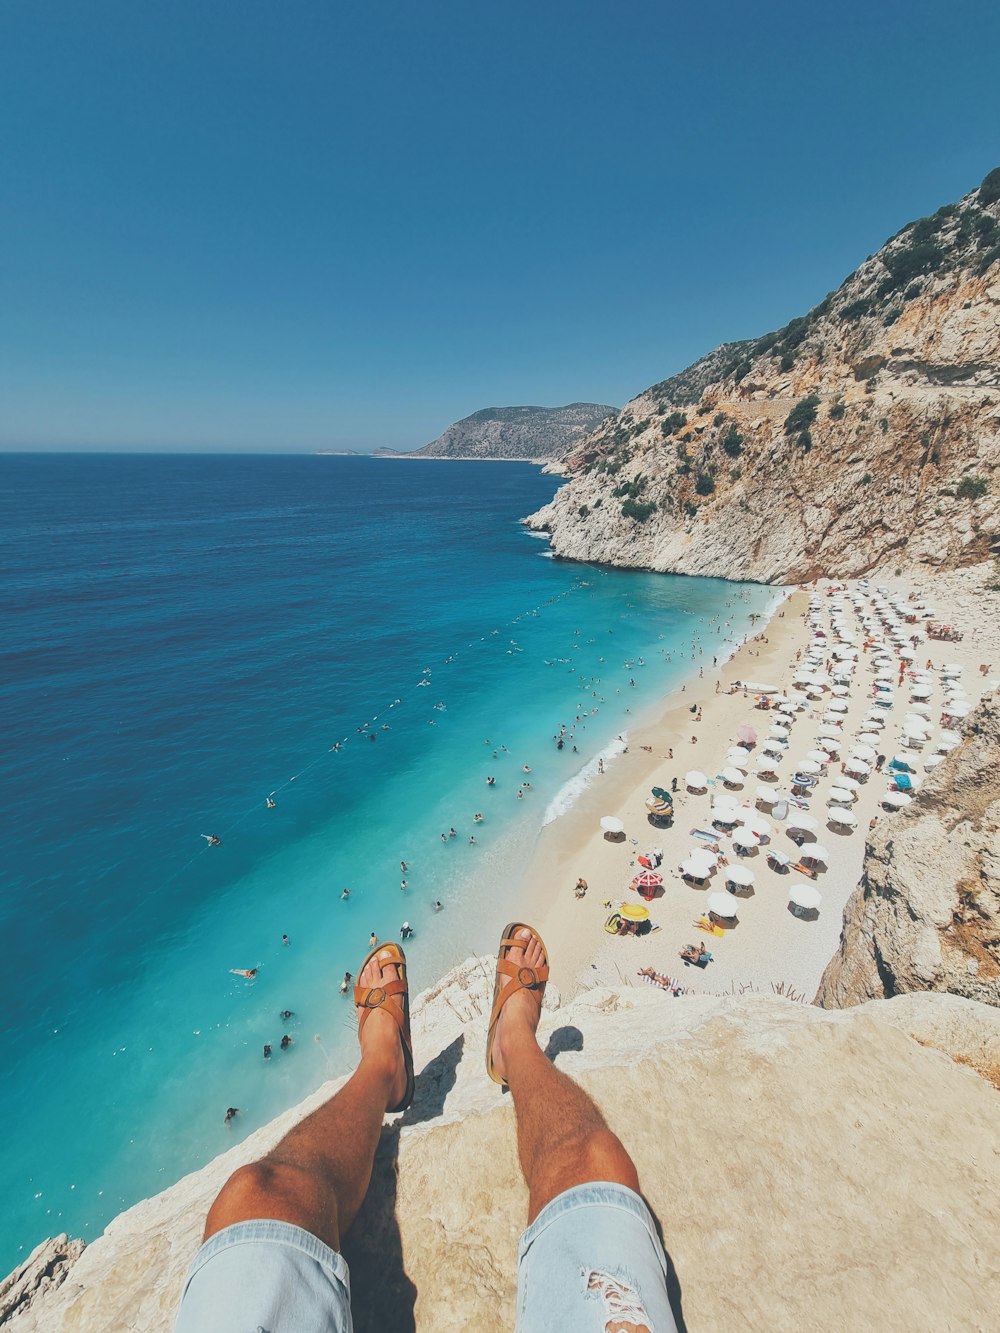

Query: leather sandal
[[486, 922, 549, 1087], [354, 943, 415, 1113]]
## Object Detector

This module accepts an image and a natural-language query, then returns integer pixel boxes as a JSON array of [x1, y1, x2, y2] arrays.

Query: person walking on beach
[[176, 927, 678, 1332]]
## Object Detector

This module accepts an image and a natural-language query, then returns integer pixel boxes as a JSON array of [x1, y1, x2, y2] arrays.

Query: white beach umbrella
[[938, 729, 962, 746], [680, 857, 711, 879], [882, 792, 913, 808], [688, 848, 718, 868], [835, 774, 860, 790], [727, 745, 753, 762], [796, 758, 823, 775], [788, 884, 822, 911], [685, 771, 708, 790], [707, 891, 740, 918], [861, 714, 885, 728], [910, 685, 932, 699], [739, 811, 772, 837], [855, 732, 880, 746], [827, 806, 858, 826], [799, 844, 830, 865], [725, 864, 755, 888], [769, 719, 791, 733], [844, 758, 871, 776], [827, 700, 849, 713], [755, 785, 779, 804], [945, 703, 971, 719], [787, 812, 819, 832], [805, 749, 830, 764], [711, 812, 740, 830], [907, 703, 932, 718], [849, 744, 876, 761], [828, 786, 856, 804], [731, 826, 759, 850], [830, 684, 850, 696], [923, 754, 944, 770], [937, 737, 960, 753], [720, 766, 745, 786], [600, 816, 625, 834]]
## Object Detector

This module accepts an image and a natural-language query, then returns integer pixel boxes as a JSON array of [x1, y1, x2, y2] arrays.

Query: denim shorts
[[174, 1182, 675, 1332]]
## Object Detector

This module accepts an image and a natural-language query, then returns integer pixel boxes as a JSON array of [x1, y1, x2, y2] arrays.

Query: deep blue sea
[[0, 454, 776, 1271]]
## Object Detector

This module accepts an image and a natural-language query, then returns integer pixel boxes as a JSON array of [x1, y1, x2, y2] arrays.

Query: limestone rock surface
[[0, 1235, 85, 1326], [817, 694, 1000, 1010], [9, 966, 1000, 1333]]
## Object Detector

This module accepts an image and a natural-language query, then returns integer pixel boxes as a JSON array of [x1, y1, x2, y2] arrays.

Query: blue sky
[[2, 0, 998, 451]]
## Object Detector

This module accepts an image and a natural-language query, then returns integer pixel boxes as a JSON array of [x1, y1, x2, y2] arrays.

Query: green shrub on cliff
[[784, 395, 821, 436], [695, 472, 716, 495], [978, 167, 1000, 206], [957, 474, 989, 500], [621, 498, 657, 522], [721, 428, 743, 457]]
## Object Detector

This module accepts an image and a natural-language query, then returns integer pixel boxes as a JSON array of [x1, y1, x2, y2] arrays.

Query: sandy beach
[[515, 565, 999, 1003]]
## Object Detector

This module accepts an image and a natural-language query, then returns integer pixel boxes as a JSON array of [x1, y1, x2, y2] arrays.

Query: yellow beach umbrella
[[620, 903, 650, 922]]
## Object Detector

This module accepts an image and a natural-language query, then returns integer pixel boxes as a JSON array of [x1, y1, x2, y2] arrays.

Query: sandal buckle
[[517, 966, 537, 988], [366, 986, 386, 1007]]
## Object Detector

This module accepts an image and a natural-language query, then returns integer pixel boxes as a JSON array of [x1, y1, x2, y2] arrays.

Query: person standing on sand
[[177, 929, 678, 1332]]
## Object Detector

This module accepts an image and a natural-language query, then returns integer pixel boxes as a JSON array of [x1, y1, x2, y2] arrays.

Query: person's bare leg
[[491, 927, 640, 1224], [203, 949, 408, 1252]]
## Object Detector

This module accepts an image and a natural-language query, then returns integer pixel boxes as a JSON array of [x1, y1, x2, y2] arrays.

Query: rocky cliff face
[[817, 693, 1000, 1010], [526, 170, 1000, 581], [9, 961, 1000, 1333], [396, 402, 617, 461]]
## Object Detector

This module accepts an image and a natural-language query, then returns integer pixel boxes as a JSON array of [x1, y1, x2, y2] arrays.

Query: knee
[[578, 1128, 641, 1194], [206, 1161, 275, 1231]]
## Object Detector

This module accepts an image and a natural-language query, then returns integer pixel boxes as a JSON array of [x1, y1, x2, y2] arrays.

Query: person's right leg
[[491, 927, 677, 1332]]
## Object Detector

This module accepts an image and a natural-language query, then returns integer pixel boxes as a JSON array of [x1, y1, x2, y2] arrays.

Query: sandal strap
[[497, 957, 548, 987], [354, 975, 407, 1009]]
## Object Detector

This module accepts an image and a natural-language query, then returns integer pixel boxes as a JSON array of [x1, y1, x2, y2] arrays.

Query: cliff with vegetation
[[526, 169, 1000, 581], [389, 402, 617, 461], [7, 965, 1000, 1333]]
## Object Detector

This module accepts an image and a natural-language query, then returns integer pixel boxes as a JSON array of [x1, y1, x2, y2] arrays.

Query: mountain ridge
[[382, 402, 618, 461], [524, 168, 1000, 582]]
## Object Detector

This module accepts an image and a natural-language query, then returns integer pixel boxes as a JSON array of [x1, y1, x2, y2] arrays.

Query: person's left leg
[[204, 948, 409, 1252]]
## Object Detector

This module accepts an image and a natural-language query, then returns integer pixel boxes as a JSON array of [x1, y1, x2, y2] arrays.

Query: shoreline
[[512, 565, 998, 1004]]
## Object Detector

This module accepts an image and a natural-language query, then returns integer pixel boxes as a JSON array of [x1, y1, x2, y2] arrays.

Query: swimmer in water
[[202, 834, 223, 847], [339, 972, 352, 994], [224, 1107, 240, 1126], [231, 967, 258, 979], [433, 900, 443, 912], [368, 932, 378, 949], [400, 922, 414, 940], [280, 1009, 294, 1020], [280, 1034, 293, 1050], [263, 1043, 272, 1060], [266, 796, 276, 809], [281, 934, 289, 946]]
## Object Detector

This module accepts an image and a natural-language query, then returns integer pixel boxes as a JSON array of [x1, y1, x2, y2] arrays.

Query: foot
[[357, 949, 409, 1110], [490, 927, 546, 1084]]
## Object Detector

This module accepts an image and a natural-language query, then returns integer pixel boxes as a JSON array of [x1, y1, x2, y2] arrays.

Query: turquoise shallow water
[[0, 454, 776, 1269]]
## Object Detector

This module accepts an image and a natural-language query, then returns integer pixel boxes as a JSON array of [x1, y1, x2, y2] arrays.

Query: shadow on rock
[[343, 1038, 465, 1330], [643, 1194, 690, 1333], [342, 1123, 416, 1333], [544, 1025, 584, 1061]]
